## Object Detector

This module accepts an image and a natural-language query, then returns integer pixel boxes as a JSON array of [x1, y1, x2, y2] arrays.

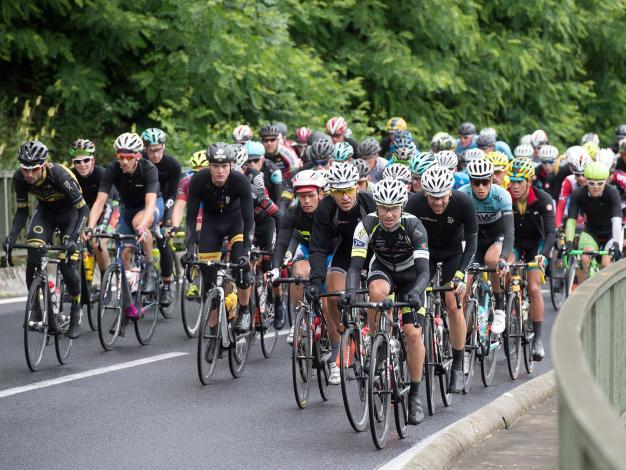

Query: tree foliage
[[1, 0, 625, 166]]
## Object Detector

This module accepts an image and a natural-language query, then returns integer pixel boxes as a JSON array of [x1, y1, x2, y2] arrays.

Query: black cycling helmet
[[300, 145, 313, 163], [308, 130, 329, 145], [616, 124, 626, 139], [273, 121, 288, 137], [458, 121, 477, 136], [207, 142, 235, 164], [18, 141, 48, 166], [310, 138, 334, 160], [353, 158, 371, 179], [357, 137, 381, 157], [259, 124, 280, 138]]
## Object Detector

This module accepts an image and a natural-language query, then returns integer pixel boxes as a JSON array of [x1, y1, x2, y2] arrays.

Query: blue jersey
[[495, 141, 513, 160], [459, 183, 512, 234], [453, 171, 470, 190], [456, 138, 477, 157]]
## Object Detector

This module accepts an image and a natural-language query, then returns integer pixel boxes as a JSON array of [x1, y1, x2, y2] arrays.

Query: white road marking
[[0, 352, 188, 399], [0, 296, 27, 305]]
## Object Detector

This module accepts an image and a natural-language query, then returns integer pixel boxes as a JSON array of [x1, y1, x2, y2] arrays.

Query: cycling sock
[[495, 292, 504, 310], [452, 348, 464, 369], [409, 381, 420, 395], [330, 342, 340, 362], [533, 321, 543, 341]]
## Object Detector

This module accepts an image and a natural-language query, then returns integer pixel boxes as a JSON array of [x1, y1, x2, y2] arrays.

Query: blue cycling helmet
[[244, 140, 265, 161]]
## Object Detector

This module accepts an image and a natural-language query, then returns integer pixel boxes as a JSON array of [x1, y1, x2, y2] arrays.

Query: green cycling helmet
[[333, 142, 354, 161], [583, 161, 609, 181], [410, 152, 437, 175], [141, 128, 166, 145]]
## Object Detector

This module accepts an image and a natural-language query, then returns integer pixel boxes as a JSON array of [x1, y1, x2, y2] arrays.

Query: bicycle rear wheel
[[292, 305, 312, 409], [340, 326, 368, 432], [259, 278, 278, 358], [134, 266, 159, 345], [522, 296, 535, 374], [54, 277, 72, 365], [438, 320, 453, 407], [423, 314, 436, 415], [316, 317, 331, 401], [181, 265, 203, 338], [229, 299, 253, 379], [504, 292, 521, 380], [97, 264, 122, 351], [463, 301, 478, 394], [368, 334, 390, 450], [160, 246, 180, 319], [480, 305, 499, 387], [197, 290, 222, 384], [549, 250, 566, 310], [24, 277, 49, 371]]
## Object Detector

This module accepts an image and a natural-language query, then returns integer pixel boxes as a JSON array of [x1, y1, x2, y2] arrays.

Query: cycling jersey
[[453, 171, 469, 190], [272, 204, 314, 269], [72, 165, 105, 208], [244, 167, 280, 223], [455, 139, 477, 157], [14, 162, 85, 212], [405, 190, 478, 277], [99, 158, 160, 207], [555, 174, 583, 227], [186, 169, 254, 255], [609, 169, 626, 220], [143, 154, 181, 219], [259, 159, 283, 206], [265, 144, 301, 181], [552, 163, 571, 202], [566, 185, 622, 243], [495, 141, 513, 160], [534, 165, 557, 197], [309, 192, 376, 286], [509, 186, 555, 258]]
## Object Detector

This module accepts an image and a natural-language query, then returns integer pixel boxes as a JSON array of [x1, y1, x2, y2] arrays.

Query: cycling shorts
[[118, 197, 164, 243], [578, 230, 614, 251], [513, 239, 544, 269], [429, 248, 462, 285], [293, 243, 333, 268], [367, 257, 424, 328], [328, 240, 352, 275], [475, 233, 504, 264]]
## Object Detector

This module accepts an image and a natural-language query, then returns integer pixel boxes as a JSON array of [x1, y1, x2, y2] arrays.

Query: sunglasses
[[573, 172, 585, 178], [471, 179, 491, 187], [377, 204, 402, 213], [587, 180, 605, 187], [20, 164, 43, 171], [262, 138, 277, 143], [116, 153, 137, 161], [331, 187, 356, 195], [72, 157, 93, 165], [313, 159, 329, 167]]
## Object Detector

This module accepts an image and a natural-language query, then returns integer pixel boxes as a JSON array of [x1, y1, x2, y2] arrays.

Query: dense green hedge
[[1, 0, 625, 166]]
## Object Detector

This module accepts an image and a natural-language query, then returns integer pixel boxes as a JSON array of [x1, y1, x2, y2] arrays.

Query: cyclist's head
[[476, 133, 496, 152], [273, 122, 288, 139], [583, 141, 599, 160], [332, 141, 354, 162], [566, 146, 591, 174], [292, 170, 325, 213], [382, 163, 412, 185], [513, 144, 534, 159], [538, 145, 559, 165], [531, 129, 548, 150], [619, 138, 626, 157], [581, 132, 599, 147], [259, 124, 280, 153], [421, 165, 454, 214], [431, 132, 456, 153], [357, 138, 381, 161], [18, 140, 48, 183], [326, 116, 348, 143], [459, 121, 476, 138], [584, 161, 610, 196], [243, 140, 265, 171], [507, 157, 535, 199], [435, 150, 458, 171], [466, 158, 494, 199], [188, 150, 209, 172], [462, 148, 485, 165], [114, 132, 143, 174], [595, 148, 616, 172], [391, 138, 418, 165], [295, 127, 312, 144], [615, 124, 626, 143], [386, 116, 408, 134], [69, 139, 96, 176], [231, 143, 248, 170], [207, 142, 234, 185], [141, 128, 166, 163], [373, 178, 408, 230], [232, 124, 253, 144], [327, 162, 359, 211]]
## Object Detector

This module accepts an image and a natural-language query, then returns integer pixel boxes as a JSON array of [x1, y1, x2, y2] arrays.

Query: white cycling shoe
[[328, 362, 341, 385], [491, 309, 506, 335]]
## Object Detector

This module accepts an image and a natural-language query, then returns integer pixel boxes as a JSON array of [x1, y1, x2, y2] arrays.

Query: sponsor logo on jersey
[[447, 217, 454, 224], [353, 238, 365, 247]]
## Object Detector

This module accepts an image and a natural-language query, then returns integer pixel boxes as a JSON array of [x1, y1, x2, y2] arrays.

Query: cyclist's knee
[[292, 260, 310, 277]]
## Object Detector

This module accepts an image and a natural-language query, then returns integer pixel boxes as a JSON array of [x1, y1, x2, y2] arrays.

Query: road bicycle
[[156, 229, 182, 319], [548, 229, 567, 310], [565, 249, 609, 297], [250, 248, 278, 358]]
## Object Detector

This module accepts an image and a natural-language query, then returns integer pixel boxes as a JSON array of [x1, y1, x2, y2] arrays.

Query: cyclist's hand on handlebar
[[565, 241, 574, 254], [405, 293, 421, 310], [82, 227, 93, 242], [610, 242, 622, 261], [135, 226, 148, 242], [496, 259, 509, 276], [3, 235, 14, 254], [534, 255, 548, 271], [305, 284, 320, 302], [238, 255, 250, 268], [164, 225, 178, 239], [267, 268, 280, 281], [181, 251, 194, 267], [452, 270, 466, 295], [339, 291, 354, 309]]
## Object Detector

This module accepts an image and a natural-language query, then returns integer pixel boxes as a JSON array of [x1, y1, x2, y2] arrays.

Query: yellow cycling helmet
[[188, 150, 208, 171], [485, 151, 509, 171], [582, 141, 599, 159], [506, 157, 536, 181], [386, 117, 407, 132]]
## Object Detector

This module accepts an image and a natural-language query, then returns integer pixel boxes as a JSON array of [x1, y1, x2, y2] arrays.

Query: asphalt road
[[0, 293, 556, 470]]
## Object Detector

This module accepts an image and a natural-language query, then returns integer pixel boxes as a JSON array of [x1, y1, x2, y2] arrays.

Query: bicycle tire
[[181, 264, 203, 338], [423, 313, 436, 416], [82, 261, 99, 332], [463, 300, 477, 394], [480, 300, 499, 387], [97, 264, 122, 351], [197, 289, 222, 384], [393, 338, 409, 439], [159, 245, 180, 319], [24, 276, 49, 371], [258, 280, 278, 358], [368, 334, 390, 450], [54, 276, 72, 365], [522, 294, 535, 374], [228, 294, 253, 379], [316, 316, 331, 401], [549, 250, 566, 310], [340, 326, 368, 432], [134, 265, 159, 345], [292, 305, 312, 409], [504, 292, 521, 380], [438, 319, 453, 407], [565, 255, 577, 298]]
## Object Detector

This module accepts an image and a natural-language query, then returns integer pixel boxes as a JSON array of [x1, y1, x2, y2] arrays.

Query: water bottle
[[84, 253, 95, 282], [522, 299, 530, 323], [477, 305, 487, 336], [389, 337, 400, 367], [434, 315, 444, 341], [49, 280, 59, 316], [128, 267, 140, 293], [225, 292, 238, 320], [151, 247, 160, 267]]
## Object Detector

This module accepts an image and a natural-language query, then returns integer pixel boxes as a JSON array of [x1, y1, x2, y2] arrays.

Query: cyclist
[[555, 147, 592, 228], [183, 143, 255, 333], [506, 158, 556, 360], [610, 142, 626, 220], [408, 152, 437, 193], [297, 137, 334, 173], [332, 141, 354, 163], [380, 116, 408, 157], [141, 128, 182, 306], [611, 124, 626, 153], [485, 151, 510, 188], [293, 126, 312, 159], [259, 124, 300, 181], [382, 163, 412, 187], [357, 138, 387, 183], [436, 150, 469, 189], [459, 158, 514, 334], [170, 150, 208, 235], [354, 159, 374, 193], [344, 178, 429, 424], [405, 165, 478, 393], [459, 147, 485, 172], [243, 140, 284, 209], [431, 133, 456, 154], [534, 145, 559, 197], [388, 137, 418, 167], [530, 129, 549, 160], [86, 132, 162, 299], [513, 144, 534, 159], [565, 161, 623, 275], [268, 170, 326, 334], [306, 162, 377, 385], [69, 139, 113, 275], [4, 141, 89, 339], [326, 116, 358, 152], [233, 124, 253, 144], [456, 121, 477, 156], [478, 127, 513, 160]]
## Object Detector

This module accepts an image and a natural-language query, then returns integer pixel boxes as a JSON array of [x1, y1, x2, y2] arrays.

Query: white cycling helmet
[[513, 144, 534, 159], [292, 169, 326, 192], [595, 148, 616, 170], [382, 163, 412, 184], [531, 129, 548, 148], [233, 124, 253, 143], [466, 158, 494, 179], [231, 144, 248, 168], [373, 178, 409, 206], [519, 134, 533, 146], [326, 161, 359, 189], [435, 150, 458, 170], [463, 148, 485, 163], [421, 165, 455, 197], [566, 146, 591, 173], [538, 145, 559, 163], [114, 132, 144, 153]]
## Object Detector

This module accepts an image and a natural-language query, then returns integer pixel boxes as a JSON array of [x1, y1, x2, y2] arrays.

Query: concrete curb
[[0, 267, 27, 298], [401, 370, 557, 470]]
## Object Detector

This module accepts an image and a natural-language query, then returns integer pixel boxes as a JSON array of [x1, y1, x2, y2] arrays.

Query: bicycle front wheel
[[549, 250, 566, 310], [134, 268, 159, 345], [97, 264, 122, 351], [181, 265, 203, 338], [259, 279, 278, 358], [292, 305, 312, 409], [316, 317, 331, 402], [438, 320, 453, 407], [54, 277, 72, 365], [340, 326, 368, 432], [463, 301, 478, 394], [197, 290, 222, 384], [504, 292, 521, 380], [229, 303, 253, 379], [160, 246, 180, 319], [522, 297, 535, 374], [393, 341, 409, 439], [24, 277, 49, 371], [480, 305, 499, 387], [423, 314, 436, 416], [368, 334, 390, 450], [565, 255, 577, 298]]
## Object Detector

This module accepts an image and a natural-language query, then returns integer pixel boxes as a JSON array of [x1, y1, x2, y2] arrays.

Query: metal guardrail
[[0, 170, 15, 244], [553, 260, 626, 469]]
